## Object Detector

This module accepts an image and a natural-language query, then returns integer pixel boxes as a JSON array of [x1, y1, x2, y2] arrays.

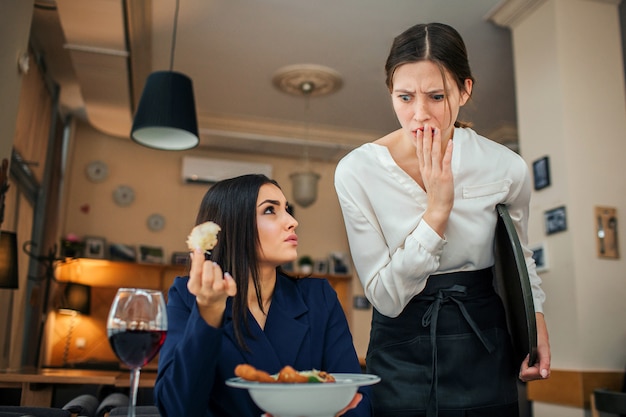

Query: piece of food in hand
[[186, 221, 221, 252], [234, 364, 335, 383]]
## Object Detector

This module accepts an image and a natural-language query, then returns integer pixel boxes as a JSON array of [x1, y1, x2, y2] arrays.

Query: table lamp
[[0, 231, 18, 289], [59, 282, 91, 315]]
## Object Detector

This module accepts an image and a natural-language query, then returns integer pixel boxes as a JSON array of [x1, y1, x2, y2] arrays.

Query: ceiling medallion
[[272, 64, 343, 97]]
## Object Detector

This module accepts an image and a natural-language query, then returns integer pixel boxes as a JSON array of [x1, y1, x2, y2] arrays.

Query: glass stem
[[128, 367, 141, 417]]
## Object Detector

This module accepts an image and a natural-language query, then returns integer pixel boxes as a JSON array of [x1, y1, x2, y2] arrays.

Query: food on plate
[[234, 364, 276, 383], [277, 365, 336, 383], [186, 221, 221, 252], [234, 364, 336, 383]]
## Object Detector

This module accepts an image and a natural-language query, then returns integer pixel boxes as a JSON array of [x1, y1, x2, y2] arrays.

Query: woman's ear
[[460, 78, 473, 106]]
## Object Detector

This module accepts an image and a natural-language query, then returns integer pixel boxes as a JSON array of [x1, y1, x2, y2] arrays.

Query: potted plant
[[298, 255, 314, 274]]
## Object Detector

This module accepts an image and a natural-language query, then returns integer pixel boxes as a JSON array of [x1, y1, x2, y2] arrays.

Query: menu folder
[[493, 204, 538, 367]]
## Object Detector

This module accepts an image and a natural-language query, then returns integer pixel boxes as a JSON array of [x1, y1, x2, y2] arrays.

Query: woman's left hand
[[519, 313, 551, 382], [336, 393, 362, 416]]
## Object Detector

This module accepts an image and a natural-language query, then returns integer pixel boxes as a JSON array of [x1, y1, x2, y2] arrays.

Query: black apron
[[366, 268, 519, 417]]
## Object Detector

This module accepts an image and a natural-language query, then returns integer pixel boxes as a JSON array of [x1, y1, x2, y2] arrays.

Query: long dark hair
[[385, 22, 475, 128], [194, 173, 279, 349]]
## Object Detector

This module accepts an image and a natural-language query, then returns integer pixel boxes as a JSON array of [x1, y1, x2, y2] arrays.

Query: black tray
[[493, 204, 538, 366]]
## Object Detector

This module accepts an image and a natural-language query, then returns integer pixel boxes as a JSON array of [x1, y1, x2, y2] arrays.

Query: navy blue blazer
[[154, 273, 372, 417]]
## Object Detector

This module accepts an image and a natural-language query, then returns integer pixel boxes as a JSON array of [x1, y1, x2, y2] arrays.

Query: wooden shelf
[[55, 258, 187, 290], [47, 259, 353, 369], [54, 259, 351, 314]]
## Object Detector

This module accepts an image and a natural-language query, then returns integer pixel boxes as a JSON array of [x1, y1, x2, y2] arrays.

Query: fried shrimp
[[234, 364, 276, 383], [234, 364, 335, 383]]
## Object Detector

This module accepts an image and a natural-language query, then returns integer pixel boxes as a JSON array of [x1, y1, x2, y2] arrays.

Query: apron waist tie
[[421, 284, 496, 417]]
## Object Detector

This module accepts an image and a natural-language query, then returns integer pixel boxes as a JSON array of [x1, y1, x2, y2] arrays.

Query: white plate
[[226, 373, 380, 417]]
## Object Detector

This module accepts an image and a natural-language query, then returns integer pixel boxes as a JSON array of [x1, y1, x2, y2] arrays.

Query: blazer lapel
[[263, 275, 309, 366], [222, 275, 311, 371]]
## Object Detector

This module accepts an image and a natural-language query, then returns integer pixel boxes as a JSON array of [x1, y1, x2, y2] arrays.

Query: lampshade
[[59, 283, 91, 315], [0, 231, 18, 289], [131, 71, 200, 151], [290, 171, 320, 208]]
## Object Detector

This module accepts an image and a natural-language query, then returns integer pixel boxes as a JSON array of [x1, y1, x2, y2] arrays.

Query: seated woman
[[154, 174, 370, 417]]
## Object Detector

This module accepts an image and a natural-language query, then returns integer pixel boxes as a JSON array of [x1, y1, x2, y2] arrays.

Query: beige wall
[[511, 1, 626, 415], [515, 0, 626, 371], [0, 1, 33, 163], [60, 118, 371, 358], [0, 0, 34, 370]]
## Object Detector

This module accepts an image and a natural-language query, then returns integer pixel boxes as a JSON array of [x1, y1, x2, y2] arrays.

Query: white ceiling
[[30, 0, 519, 161]]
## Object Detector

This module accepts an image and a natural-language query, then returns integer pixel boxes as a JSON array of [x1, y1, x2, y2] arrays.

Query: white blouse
[[334, 127, 545, 318]]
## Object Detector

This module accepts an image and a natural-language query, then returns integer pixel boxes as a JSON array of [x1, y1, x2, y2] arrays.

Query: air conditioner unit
[[181, 156, 273, 184]]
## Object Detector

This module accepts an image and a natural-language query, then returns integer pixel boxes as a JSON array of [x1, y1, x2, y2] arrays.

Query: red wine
[[109, 329, 166, 368]]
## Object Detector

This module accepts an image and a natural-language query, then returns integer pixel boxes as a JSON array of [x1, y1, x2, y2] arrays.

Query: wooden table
[[0, 368, 158, 407]]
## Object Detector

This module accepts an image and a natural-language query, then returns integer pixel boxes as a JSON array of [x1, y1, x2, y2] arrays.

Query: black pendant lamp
[[130, 0, 199, 151]]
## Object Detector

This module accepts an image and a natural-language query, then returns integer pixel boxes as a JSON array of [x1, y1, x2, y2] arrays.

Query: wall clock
[[147, 213, 165, 232], [85, 160, 108, 183], [112, 185, 135, 207]]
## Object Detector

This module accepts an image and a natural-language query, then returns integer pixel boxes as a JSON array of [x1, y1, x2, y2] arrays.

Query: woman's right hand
[[416, 124, 454, 237], [187, 248, 237, 327]]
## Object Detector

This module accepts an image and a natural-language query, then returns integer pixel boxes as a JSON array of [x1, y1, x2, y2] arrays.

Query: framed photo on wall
[[83, 236, 106, 259], [595, 206, 619, 259], [314, 259, 328, 274], [544, 206, 567, 235], [109, 243, 137, 262], [529, 242, 548, 273], [139, 245, 164, 264], [171, 251, 190, 266], [532, 156, 551, 191], [329, 252, 350, 275]]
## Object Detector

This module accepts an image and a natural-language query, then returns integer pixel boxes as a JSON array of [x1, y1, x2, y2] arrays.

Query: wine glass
[[107, 288, 167, 417]]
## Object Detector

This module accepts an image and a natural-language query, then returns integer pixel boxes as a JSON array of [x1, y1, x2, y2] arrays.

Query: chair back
[[62, 394, 99, 417], [592, 388, 626, 417], [95, 393, 129, 417]]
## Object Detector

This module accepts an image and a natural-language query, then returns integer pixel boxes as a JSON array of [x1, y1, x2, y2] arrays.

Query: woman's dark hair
[[385, 22, 475, 128], [194, 173, 279, 349]]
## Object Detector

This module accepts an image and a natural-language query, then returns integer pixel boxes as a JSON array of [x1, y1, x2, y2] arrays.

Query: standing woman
[[155, 174, 369, 417], [334, 23, 550, 417]]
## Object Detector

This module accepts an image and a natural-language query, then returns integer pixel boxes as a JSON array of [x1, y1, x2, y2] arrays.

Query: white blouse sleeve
[[335, 157, 446, 318]]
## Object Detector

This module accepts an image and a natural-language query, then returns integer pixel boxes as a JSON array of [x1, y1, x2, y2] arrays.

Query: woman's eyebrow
[[257, 199, 281, 207]]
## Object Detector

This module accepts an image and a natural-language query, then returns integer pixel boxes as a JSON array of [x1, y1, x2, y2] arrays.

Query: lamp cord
[[169, 0, 180, 71], [62, 313, 77, 367], [302, 85, 313, 169]]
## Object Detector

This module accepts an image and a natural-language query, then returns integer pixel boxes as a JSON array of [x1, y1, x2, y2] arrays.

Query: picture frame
[[329, 252, 350, 275], [109, 243, 137, 262], [83, 236, 106, 259], [60, 238, 84, 258], [171, 251, 190, 266], [529, 242, 548, 273], [595, 206, 620, 259], [313, 259, 328, 274], [139, 245, 164, 264], [544, 206, 567, 235], [532, 156, 551, 191]]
